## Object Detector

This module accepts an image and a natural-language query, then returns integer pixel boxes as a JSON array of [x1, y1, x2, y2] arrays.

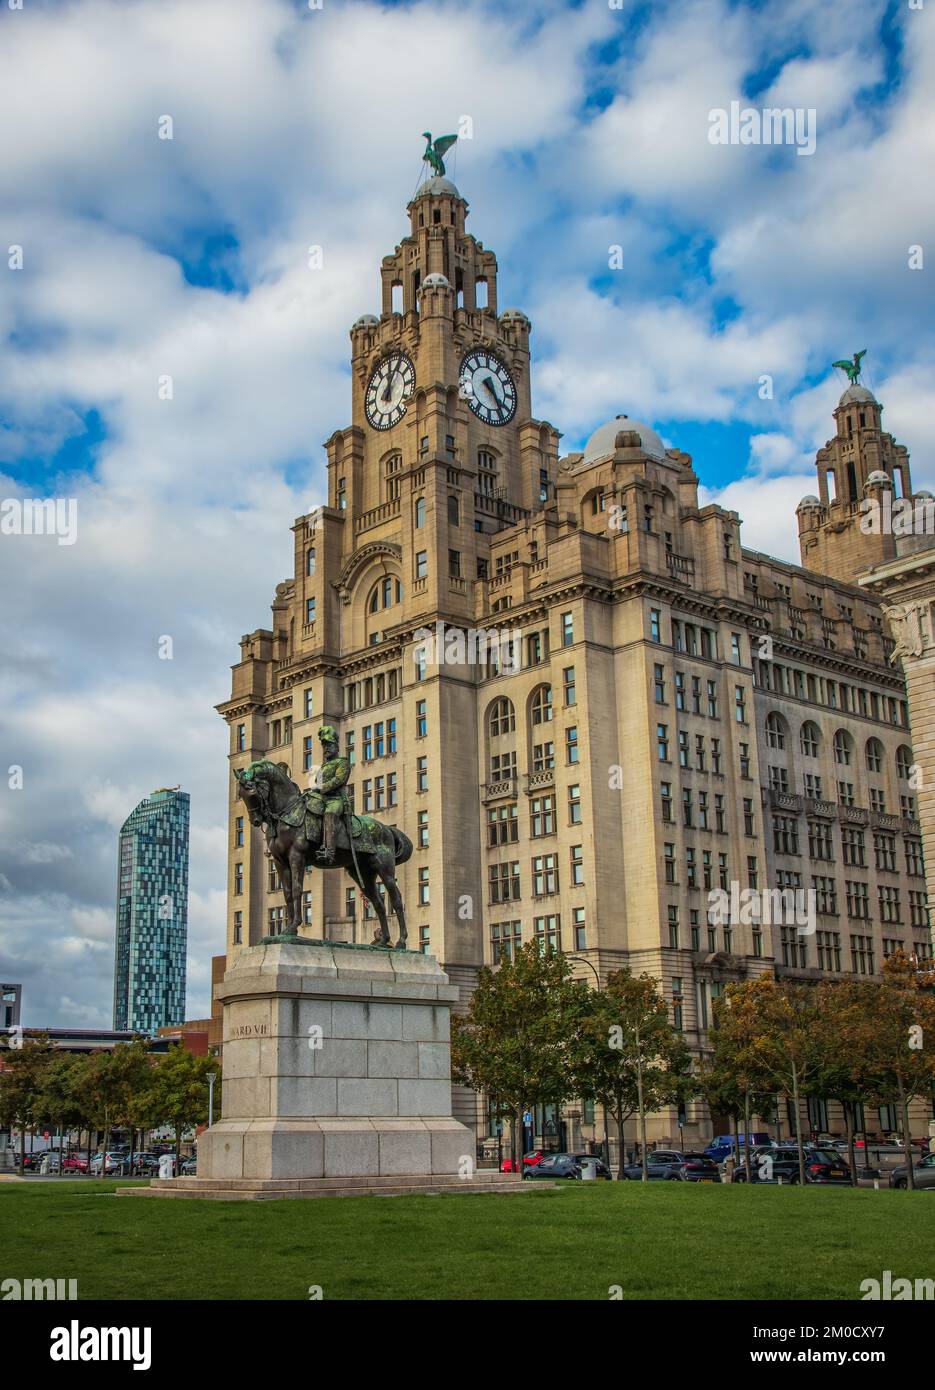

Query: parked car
[[499, 1151, 544, 1173], [523, 1153, 610, 1181], [704, 1133, 774, 1162], [61, 1154, 88, 1173], [21, 1152, 44, 1172], [890, 1153, 935, 1189], [89, 1150, 128, 1175], [803, 1149, 854, 1184], [180, 1156, 197, 1175], [625, 1152, 721, 1182], [131, 1152, 162, 1175], [730, 1147, 801, 1184]]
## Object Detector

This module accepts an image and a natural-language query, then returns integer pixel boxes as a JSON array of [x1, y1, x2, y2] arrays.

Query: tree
[[719, 978, 824, 1185], [84, 1040, 153, 1172], [144, 1044, 219, 1164], [813, 979, 881, 1185], [452, 942, 590, 1176], [710, 987, 780, 1182], [572, 970, 691, 1180], [37, 1053, 84, 1175], [0, 1035, 56, 1172], [863, 952, 935, 1192]]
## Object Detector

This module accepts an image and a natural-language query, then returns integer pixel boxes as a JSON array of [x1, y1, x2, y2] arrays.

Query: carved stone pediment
[[334, 542, 402, 605]]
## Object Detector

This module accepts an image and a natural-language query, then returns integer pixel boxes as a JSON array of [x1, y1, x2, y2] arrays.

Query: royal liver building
[[218, 173, 931, 1145]]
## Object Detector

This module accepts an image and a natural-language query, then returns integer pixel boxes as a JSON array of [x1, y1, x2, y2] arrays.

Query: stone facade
[[217, 177, 932, 1149]]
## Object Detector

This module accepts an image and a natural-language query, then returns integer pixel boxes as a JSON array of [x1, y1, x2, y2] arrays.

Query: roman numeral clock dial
[[365, 352, 416, 430], [459, 350, 516, 425]]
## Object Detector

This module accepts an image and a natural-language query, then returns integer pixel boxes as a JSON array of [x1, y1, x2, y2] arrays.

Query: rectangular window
[[668, 905, 679, 949], [306, 597, 316, 624], [418, 867, 430, 906], [563, 667, 576, 707], [734, 686, 746, 723], [568, 784, 582, 825], [650, 609, 661, 643], [233, 911, 243, 945], [418, 809, 429, 848], [416, 699, 427, 738], [415, 550, 427, 579], [532, 854, 558, 896], [234, 816, 244, 847], [570, 845, 584, 886], [234, 863, 243, 896], [565, 726, 579, 764], [236, 723, 246, 753], [488, 803, 519, 846], [562, 612, 574, 646], [573, 908, 586, 951], [657, 724, 669, 762], [491, 920, 522, 964], [530, 796, 555, 838], [534, 915, 560, 953], [489, 862, 520, 904], [416, 756, 428, 792]]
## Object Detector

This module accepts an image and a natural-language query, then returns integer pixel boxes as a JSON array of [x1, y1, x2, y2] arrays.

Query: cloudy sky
[[1, 0, 933, 1027]]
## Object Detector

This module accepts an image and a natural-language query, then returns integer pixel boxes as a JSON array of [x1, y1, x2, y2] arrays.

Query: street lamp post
[[566, 955, 612, 1174], [207, 1071, 218, 1128]]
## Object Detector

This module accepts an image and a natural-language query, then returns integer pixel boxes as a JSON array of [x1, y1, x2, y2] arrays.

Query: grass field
[[2, 1179, 932, 1300]]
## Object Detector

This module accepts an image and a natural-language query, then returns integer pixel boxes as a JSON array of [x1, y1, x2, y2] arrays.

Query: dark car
[[803, 1148, 853, 1184], [523, 1153, 609, 1181], [731, 1146, 801, 1183], [622, 1150, 694, 1181], [890, 1153, 935, 1190], [180, 1155, 197, 1175], [571, 1153, 612, 1179], [131, 1152, 162, 1175]]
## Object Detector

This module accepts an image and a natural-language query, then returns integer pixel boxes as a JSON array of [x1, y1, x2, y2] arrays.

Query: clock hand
[[481, 373, 501, 405]]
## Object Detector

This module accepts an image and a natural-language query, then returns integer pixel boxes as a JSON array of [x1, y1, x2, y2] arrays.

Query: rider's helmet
[[318, 725, 339, 748]]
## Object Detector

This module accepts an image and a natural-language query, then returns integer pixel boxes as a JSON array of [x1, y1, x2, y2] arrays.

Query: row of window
[[487, 788, 582, 844], [490, 909, 587, 962], [657, 725, 750, 773], [488, 848, 586, 903], [771, 815, 924, 871]]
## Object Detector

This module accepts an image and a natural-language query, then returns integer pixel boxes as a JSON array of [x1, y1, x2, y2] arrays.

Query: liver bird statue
[[832, 349, 867, 385], [421, 131, 458, 178]]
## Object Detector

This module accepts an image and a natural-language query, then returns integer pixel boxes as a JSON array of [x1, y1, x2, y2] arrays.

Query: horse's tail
[[391, 828, 413, 865]]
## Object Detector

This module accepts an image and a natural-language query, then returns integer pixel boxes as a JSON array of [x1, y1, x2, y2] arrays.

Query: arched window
[[765, 713, 787, 751], [896, 745, 913, 780], [384, 454, 402, 501], [448, 495, 460, 527], [414, 496, 426, 529], [306, 547, 316, 577], [367, 575, 402, 614], [800, 722, 820, 758], [833, 730, 854, 766], [531, 685, 553, 726], [866, 738, 884, 774], [488, 697, 515, 738]]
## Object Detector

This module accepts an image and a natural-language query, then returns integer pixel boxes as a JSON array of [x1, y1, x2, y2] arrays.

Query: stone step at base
[[118, 1173, 548, 1202]]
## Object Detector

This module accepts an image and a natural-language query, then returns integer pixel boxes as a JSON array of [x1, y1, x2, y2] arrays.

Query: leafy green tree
[[710, 987, 781, 1181], [144, 1044, 219, 1165], [452, 942, 590, 1175], [0, 1035, 56, 1172], [863, 952, 935, 1192], [572, 970, 691, 1180], [37, 1053, 84, 1175], [84, 1040, 153, 1172], [719, 978, 824, 1185], [812, 979, 881, 1185]]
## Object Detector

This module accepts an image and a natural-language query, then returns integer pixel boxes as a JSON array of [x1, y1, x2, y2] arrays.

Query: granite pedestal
[[196, 940, 476, 1182]]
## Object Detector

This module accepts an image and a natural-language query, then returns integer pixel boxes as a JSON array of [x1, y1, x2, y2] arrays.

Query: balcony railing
[[524, 769, 556, 793], [355, 498, 400, 535], [483, 776, 517, 803]]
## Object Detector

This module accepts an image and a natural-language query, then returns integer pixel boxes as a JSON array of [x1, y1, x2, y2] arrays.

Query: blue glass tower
[[113, 788, 190, 1032]]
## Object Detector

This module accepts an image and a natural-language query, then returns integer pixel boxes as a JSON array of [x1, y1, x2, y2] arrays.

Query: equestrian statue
[[233, 726, 413, 948]]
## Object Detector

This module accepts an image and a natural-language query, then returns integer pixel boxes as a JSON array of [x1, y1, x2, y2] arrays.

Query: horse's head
[[233, 760, 295, 827]]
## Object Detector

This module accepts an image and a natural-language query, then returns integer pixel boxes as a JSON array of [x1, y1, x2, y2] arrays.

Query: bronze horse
[[233, 760, 413, 948]]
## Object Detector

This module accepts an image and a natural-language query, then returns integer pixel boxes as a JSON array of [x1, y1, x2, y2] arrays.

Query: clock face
[[459, 349, 516, 426], [365, 353, 415, 430]]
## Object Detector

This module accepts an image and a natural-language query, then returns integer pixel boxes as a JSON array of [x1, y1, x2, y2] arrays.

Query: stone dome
[[413, 176, 461, 200], [916, 490, 934, 500], [500, 308, 529, 324], [866, 470, 891, 486], [421, 272, 450, 289], [582, 413, 666, 463], [839, 384, 877, 406], [352, 314, 379, 329], [797, 495, 821, 510]]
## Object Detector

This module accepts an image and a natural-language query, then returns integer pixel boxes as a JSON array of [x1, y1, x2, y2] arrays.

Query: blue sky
[[1, 0, 933, 1027]]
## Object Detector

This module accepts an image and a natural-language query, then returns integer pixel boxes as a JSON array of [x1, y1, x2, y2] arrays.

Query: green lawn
[[2, 1179, 932, 1300]]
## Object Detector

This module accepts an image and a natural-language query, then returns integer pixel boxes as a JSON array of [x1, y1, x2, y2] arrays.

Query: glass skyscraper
[[113, 788, 190, 1032]]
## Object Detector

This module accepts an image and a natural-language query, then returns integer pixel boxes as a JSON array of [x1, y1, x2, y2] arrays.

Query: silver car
[[889, 1153, 935, 1189]]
